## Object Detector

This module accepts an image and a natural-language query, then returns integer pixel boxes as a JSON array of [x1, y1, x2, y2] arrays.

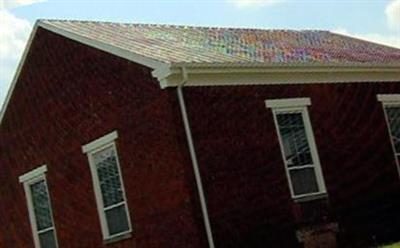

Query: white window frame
[[265, 98, 327, 200], [377, 94, 400, 177], [82, 131, 132, 241], [19, 165, 59, 248]]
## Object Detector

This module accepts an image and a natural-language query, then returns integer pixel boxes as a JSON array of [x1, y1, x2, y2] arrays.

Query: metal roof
[[39, 20, 400, 67]]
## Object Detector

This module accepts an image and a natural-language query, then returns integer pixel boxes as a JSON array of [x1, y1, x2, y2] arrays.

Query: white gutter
[[173, 61, 400, 69], [177, 67, 215, 248]]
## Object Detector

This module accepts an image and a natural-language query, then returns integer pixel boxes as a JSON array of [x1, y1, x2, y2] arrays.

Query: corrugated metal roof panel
[[40, 20, 400, 66]]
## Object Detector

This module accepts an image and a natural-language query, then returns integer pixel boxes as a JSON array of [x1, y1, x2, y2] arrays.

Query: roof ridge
[[329, 30, 400, 50], [38, 19, 329, 33]]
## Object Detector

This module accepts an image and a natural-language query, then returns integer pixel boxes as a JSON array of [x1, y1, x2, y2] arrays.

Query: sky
[[0, 0, 399, 109]]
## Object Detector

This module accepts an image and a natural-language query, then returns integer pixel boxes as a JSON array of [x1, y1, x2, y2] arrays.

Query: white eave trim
[[160, 65, 400, 88], [173, 61, 400, 69]]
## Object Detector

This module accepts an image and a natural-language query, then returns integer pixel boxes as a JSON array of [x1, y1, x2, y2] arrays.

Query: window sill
[[293, 192, 328, 203], [104, 231, 132, 245]]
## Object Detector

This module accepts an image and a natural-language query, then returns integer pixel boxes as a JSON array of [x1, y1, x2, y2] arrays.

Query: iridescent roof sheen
[[40, 20, 400, 66]]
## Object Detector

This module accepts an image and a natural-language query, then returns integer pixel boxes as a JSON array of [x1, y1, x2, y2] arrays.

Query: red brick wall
[[183, 83, 400, 247], [0, 28, 207, 247], [1, 27, 400, 248]]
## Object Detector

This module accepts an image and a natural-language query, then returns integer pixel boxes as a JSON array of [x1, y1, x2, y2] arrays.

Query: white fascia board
[[377, 94, 400, 103], [0, 22, 40, 126], [161, 66, 400, 87], [265, 98, 311, 109], [19, 165, 48, 183], [82, 131, 118, 153], [38, 21, 166, 70]]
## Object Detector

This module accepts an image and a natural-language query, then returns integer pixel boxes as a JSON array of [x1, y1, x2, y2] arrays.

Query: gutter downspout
[[177, 67, 216, 248]]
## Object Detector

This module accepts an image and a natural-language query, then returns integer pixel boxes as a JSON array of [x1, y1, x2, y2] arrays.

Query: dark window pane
[[277, 112, 303, 127], [39, 230, 57, 248], [30, 180, 53, 231], [290, 168, 319, 195], [277, 113, 313, 167], [105, 205, 130, 235], [386, 106, 400, 153], [93, 147, 124, 207]]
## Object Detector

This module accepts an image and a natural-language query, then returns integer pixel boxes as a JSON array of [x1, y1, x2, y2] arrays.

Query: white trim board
[[19, 164, 48, 183], [82, 131, 118, 153], [265, 98, 311, 109], [377, 94, 400, 103]]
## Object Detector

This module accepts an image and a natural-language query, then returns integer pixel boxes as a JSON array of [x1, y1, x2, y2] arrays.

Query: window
[[82, 131, 132, 241], [377, 94, 400, 176], [19, 165, 58, 248], [265, 98, 327, 199]]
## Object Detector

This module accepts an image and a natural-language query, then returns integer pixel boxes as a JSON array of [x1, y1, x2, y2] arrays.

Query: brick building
[[0, 20, 400, 247]]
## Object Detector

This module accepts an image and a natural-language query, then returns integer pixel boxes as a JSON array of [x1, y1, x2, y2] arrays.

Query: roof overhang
[[38, 21, 167, 69], [34, 19, 400, 90], [152, 64, 400, 88], [1, 20, 400, 126]]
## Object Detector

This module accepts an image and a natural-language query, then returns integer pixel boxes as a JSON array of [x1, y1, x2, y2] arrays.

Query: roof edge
[[38, 20, 167, 69], [153, 63, 400, 87], [0, 20, 169, 126], [160, 65, 400, 88], [1, 20, 400, 125], [0, 21, 40, 126]]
